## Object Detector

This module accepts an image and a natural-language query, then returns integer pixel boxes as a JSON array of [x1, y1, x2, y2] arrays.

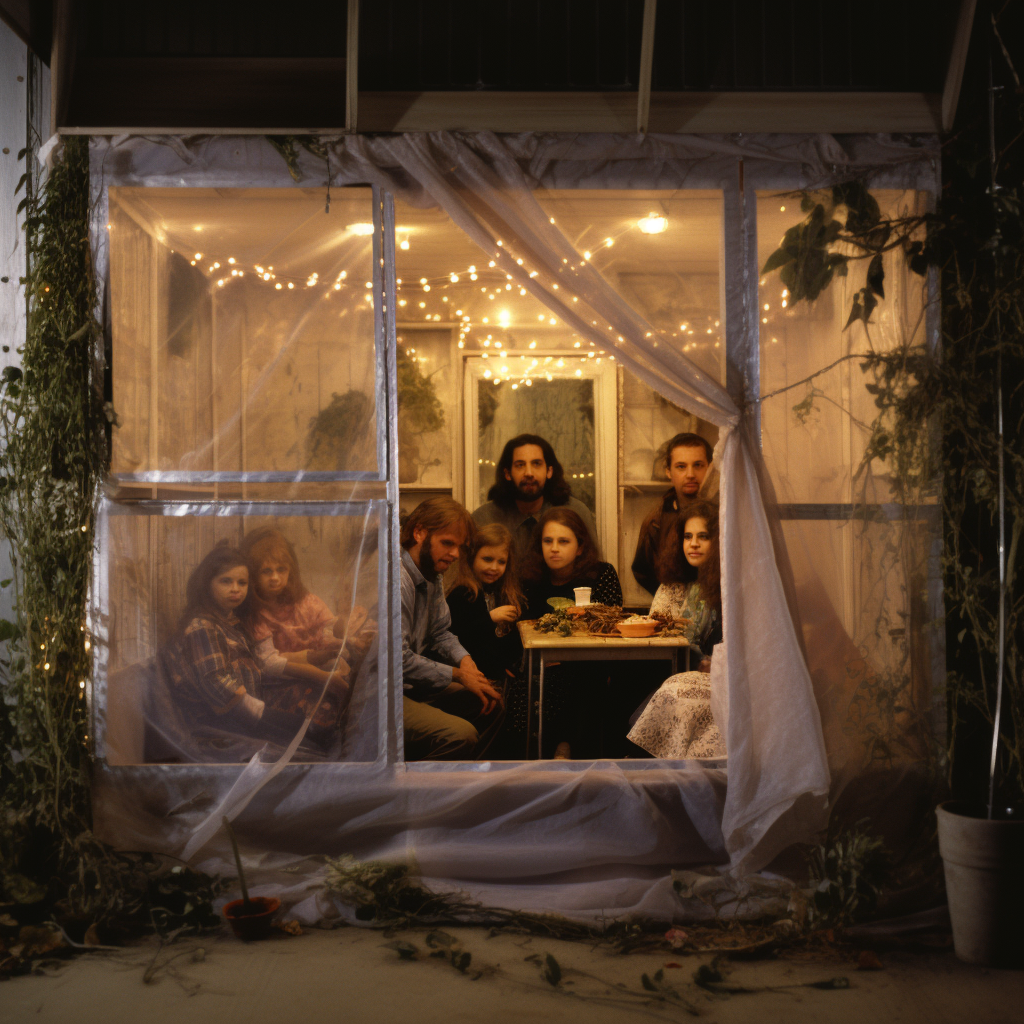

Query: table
[[517, 621, 691, 759]]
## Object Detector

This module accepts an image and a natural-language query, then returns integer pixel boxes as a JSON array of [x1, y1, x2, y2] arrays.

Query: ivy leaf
[[866, 254, 885, 298], [843, 296, 864, 331], [761, 247, 795, 275]]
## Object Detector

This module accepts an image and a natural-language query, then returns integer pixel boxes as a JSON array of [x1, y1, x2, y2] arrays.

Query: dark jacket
[[446, 585, 523, 683], [524, 561, 623, 620], [630, 488, 681, 597]]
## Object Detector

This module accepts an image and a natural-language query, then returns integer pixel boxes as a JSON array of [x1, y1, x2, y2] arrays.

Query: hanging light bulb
[[638, 212, 668, 234], [346, 223, 374, 236]]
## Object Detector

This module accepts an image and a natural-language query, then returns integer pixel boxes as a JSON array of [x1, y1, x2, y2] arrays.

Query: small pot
[[222, 896, 281, 942], [936, 801, 1024, 968]]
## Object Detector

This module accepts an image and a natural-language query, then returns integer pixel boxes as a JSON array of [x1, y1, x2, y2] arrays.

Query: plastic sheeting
[[85, 130, 940, 918]]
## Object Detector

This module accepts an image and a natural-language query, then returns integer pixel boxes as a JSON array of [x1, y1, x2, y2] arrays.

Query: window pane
[[108, 187, 381, 483], [101, 507, 381, 765], [757, 189, 930, 505]]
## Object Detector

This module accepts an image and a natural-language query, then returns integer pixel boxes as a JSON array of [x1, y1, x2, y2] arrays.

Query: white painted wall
[[0, 21, 48, 630]]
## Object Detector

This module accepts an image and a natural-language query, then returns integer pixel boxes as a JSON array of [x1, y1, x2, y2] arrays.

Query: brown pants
[[403, 682, 504, 761]]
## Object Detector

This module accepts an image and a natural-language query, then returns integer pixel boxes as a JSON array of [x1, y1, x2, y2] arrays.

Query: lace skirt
[[626, 671, 726, 759]]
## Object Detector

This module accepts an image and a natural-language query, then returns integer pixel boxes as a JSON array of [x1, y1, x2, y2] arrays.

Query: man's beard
[[515, 478, 544, 501], [419, 533, 438, 576]]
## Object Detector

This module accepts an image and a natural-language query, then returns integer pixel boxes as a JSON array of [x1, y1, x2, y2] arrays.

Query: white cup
[[573, 587, 592, 606]]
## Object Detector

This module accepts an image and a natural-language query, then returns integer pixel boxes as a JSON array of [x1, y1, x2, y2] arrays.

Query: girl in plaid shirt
[[161, 544, 310, 744]]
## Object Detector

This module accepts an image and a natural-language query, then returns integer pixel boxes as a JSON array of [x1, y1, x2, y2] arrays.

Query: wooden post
[[942, 0, 977, 131], [346, 0, 359, 133], [637, 0, 657, 134]]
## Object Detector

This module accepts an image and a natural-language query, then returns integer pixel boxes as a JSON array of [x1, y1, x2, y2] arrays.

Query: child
[[446, 523, 524, 688], [521, 507, 622, 619], [520, 509, 623, 758], [160, 543, 311, 745], [240, 526, 351, 688]]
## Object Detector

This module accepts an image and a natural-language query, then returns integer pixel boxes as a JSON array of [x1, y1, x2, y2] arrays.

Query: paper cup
[[573, 587, 592, 606]]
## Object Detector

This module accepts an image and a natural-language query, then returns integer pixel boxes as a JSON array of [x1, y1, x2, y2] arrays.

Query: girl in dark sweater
[[446, 523, 524, 686], [521, 508, 622, 619], [521, 508, 623, 758]]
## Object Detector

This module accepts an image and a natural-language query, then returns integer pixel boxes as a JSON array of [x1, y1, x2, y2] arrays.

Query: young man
[[400, 497, 504, 760], [631, 432, 714, 596], [471, 433, 599, 563]]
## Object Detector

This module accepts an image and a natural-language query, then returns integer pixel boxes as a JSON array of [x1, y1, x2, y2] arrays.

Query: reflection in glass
[[103, 511, 380, 765]]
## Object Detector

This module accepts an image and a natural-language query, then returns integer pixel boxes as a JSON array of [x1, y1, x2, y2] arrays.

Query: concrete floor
[[2, 925, 1022, 1024]]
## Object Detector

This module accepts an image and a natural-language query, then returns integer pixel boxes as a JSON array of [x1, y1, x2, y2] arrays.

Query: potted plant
[[759, 18, 1024, 963], [221, 817, 280, 941]]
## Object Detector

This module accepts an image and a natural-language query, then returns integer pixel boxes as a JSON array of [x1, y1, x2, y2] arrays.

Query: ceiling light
[[637, 213, 668, 234], [346, 223, 374, 236]]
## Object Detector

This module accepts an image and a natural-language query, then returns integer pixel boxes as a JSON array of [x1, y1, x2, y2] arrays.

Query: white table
[[517, 622, 691, 759]]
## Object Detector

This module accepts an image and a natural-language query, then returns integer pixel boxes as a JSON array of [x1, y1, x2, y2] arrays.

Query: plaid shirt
[[400, 548, 469, 699], [162, 615, 263, 721]]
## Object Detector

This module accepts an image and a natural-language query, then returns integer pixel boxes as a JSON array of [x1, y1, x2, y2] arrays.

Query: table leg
[[525, 649, 533, 760], [538, 655, 545, 760], [686, 646, 691, 671]]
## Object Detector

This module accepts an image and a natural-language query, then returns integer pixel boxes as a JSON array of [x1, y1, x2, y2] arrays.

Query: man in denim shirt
[[401, 497, 504, 760]]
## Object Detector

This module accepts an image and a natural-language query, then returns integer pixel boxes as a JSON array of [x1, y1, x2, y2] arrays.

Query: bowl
[[223, 896, 281, 941], [616, 621, 658, 638]]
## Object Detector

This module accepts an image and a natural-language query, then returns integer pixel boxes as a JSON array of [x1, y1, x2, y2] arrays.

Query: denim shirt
[[400, 548, 470, 699]]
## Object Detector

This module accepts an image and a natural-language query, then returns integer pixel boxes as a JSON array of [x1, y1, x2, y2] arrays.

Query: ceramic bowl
[[616, 621, 658, 637]]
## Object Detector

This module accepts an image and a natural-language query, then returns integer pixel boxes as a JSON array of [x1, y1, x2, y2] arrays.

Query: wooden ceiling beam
[[942, 0, 977, 131], [356, 90, 944, 135]]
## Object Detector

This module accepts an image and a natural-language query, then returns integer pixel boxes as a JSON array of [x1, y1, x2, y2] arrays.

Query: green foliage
[[806, 823, 888, 930], [0, 136, 104, 881], [0, 138, 224, 947], [305, 389, 374, 470], [761, 78, 1024, 799], [396, 345, 445, 436]]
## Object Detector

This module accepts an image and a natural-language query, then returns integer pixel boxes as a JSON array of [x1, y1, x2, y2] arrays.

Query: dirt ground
[[2, 924, 1023, 1024]]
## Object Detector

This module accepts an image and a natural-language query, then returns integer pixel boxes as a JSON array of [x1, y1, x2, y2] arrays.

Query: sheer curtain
[[87, 130, 938, 914]]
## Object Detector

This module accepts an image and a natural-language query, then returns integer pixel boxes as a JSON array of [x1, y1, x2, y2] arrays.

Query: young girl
[[446, 523, 524, 689], [651, 500, 722, 659], [521, 509, 623, 758], [160, 543, 310, 745], [522, 508, 622, 619], [239, 527, 354, 688]]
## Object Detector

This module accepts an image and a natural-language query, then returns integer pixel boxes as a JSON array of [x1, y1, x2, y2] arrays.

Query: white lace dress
[[627, 670, 726, 759], [649, 582, 716, 652]]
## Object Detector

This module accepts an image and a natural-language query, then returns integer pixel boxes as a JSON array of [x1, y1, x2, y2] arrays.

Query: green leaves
[[761, 201, 849, 304]]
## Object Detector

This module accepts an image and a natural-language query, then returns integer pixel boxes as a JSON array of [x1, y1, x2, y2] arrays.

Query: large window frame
[[88, 148, 942, 777]]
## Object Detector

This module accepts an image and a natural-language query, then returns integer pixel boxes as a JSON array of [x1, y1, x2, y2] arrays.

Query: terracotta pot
[[936, 801, 1024, 968], [222, 896, 281, 942]]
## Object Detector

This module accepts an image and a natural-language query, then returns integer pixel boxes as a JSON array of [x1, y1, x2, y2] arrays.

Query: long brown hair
[[400, 496, 475, 550], [521, 507, 601, 583], [177, 543, 259, 637], [239, 526, 308, 605], [657, 500, 721, 612], [448, 522, 525, 614], [487, 433, 572, 507]]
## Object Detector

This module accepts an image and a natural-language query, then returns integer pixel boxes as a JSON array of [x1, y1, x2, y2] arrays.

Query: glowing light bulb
[[637, 213, 668, 234], [347, 223, 374, 236], [450, 273, 459, 283]]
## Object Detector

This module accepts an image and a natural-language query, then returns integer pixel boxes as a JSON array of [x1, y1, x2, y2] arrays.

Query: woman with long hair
[[627, 501, 726, 759], [521, 508, 622, 758], [650, 499, 722, 658], [521, 507, 621, 620]]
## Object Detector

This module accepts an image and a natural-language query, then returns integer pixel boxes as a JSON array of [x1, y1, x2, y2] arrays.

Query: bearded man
[[471, 433, 599, 564], [400, 497, 503, 760]]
